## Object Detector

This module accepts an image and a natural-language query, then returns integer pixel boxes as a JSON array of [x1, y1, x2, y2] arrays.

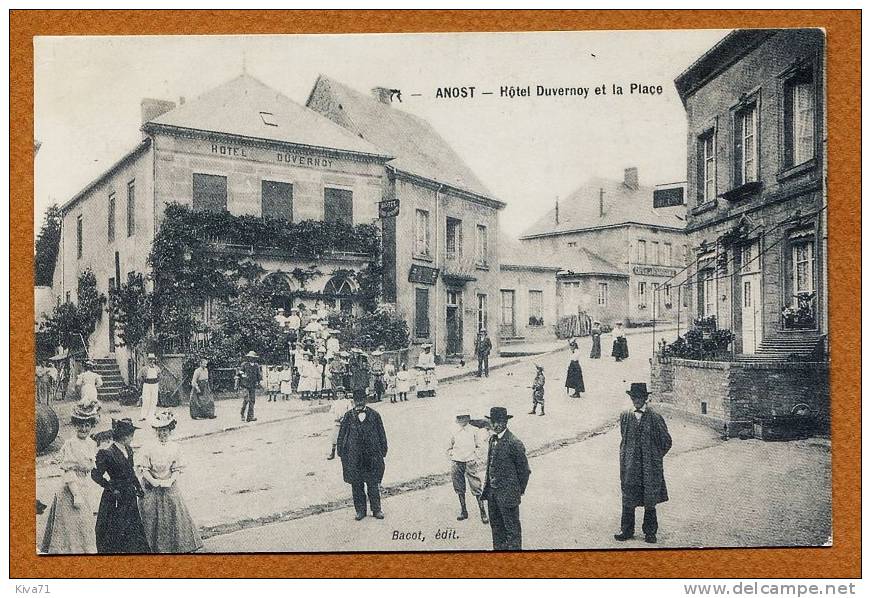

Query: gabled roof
[[520, 176, 686, 239], [560, 247, 628, 278], [307, 75, 499, 203], [499, 235, 562, 270], [145, 74, 389, 159]]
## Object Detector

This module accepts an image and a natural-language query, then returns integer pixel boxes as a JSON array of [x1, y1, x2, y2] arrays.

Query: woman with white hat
[[138, 354, 161, 422], [40, 399, 101, 554], [138, 411, 203, 553]]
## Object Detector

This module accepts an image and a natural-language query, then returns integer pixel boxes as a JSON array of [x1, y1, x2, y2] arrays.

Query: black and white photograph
[[33, 28, 831, 555]]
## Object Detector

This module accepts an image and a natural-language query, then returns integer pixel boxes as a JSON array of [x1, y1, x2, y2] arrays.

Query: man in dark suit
[[482, 407, 531, 550], [337, 393, 388, 521], [474, 329, 493, 377], [238, 351, 261, 422], [614, 382, 672, 544]]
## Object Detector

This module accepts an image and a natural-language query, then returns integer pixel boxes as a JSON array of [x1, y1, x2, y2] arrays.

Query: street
[[35, 328, 831, 552]]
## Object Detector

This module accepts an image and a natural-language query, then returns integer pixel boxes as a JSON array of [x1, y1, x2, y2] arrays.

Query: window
[[477, 293, 488, 331], [415, 288, 430, 338], [446, 217, 462, 259], [638, 281, 646, 303], [652, 241, 660, 265], [500, 290, 516, 327], [784, 68, 815, 168], [475, 224, 489, 265], [528, 290, 543, 326], [107, 193, 116, 242], [740, 242, 759, 273], [192, 173, 227, 213], [636, 240, 647, 264], [734, 102, 758, 185], [663, 242, 672, 266], [700, 269, 716, 317], [126, 180, 136, 236], [65, 291, 71, 303], [325, 275, 355, 314], [415, 209, 431, 256], [683, 244, 689, 266], [597, 282, 608, 306], [664, 284, 672, 303], [792, 239, 815, 296], [324, 187, 353, 225], [262, 180, 293, 221], [76, 215, 83, 259], [697, 129, 716, 203]]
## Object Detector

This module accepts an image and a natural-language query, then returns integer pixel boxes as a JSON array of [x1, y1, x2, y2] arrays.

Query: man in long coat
[[474, 329, 493, 377], [337, 393, 388, 520], [482, 407, 531, 551], [348, 349, 371, 402], [614, 382, 672, 544]]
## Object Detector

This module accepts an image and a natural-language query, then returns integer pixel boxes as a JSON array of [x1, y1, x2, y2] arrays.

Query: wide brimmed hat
[[71, 399, 101, 424], [150, 410, 177, 430], [245, 351, 258, 358], [351, 348, 362, 354], [276, 307, 285, 312], [304, 322, 321, 332], [455, 409, 471, 418], [339, 351, 350, 357], [485, 406, 513, 422], [111, 418, 139, 436], [626, 382, 652, 398], [290, 307, 299, 312]]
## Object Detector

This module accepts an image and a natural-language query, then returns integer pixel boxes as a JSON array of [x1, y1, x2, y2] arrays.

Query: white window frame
[[792, 239, 815, 298], [735, 102, 758, 185]]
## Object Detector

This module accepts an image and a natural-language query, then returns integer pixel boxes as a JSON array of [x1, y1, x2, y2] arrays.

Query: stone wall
[[650, 356, 830, 436]]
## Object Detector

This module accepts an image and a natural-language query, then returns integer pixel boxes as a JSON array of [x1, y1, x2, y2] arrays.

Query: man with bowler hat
[[614, 382, 672, 544], [482, 407, 530, 550], [336, 392, 388, 521]]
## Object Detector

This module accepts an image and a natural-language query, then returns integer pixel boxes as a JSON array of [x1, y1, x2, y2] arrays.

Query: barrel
[[36, 403, 60, 454]]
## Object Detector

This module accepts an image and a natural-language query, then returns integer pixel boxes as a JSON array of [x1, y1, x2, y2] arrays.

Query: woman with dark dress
[[91, 418, 151, 553], [589, 322, 602, 359], [189, 359, 217, 420], [611, 322, 630, 362], [565, 341, 586, 398]]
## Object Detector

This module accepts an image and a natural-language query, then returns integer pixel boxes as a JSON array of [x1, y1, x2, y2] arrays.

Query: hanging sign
[[379, 199, 400, 218], [408, 264, 439, 285]]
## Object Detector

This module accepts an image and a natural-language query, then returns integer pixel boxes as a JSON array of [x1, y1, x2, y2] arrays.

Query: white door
[[741, 273, 762, 354]]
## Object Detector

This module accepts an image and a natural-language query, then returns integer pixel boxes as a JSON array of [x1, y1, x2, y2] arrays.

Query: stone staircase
[[736, 331, 826, 362], [91, 356, 125, 401]]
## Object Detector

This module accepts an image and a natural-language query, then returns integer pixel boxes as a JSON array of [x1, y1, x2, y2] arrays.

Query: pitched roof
[[307, 75, 498, 202], [145, 74, 389, 159], [520, 177, 686, 239], [561, 247, 628, 277], [499, 235, 562, 270]]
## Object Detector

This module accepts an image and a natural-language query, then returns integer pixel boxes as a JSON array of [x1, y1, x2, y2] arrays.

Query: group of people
[[40, 401, 203, 554], [564, 321, 631, 399]]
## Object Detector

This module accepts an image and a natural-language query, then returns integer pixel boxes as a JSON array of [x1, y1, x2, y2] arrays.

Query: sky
[[34, 30, 728, 235]]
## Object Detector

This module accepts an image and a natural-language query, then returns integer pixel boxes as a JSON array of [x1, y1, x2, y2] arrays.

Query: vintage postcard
[[31, 28, 832, 556]]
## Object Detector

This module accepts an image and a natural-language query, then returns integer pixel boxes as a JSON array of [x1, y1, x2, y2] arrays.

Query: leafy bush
[[34, 204, 62, 286], [661, 323, 734, 360], [329, 304, 409, 351], [39, 269, 107, 350]]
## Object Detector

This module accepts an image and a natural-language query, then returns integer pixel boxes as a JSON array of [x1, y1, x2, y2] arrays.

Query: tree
[[34, 204, 62, 286], [110, 272, 153, 351], [40, 269, 107, 350], [206, 285, 290, 365]]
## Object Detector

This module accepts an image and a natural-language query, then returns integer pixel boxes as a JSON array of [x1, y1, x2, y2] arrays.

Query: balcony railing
[[441, 252, 479, 282]]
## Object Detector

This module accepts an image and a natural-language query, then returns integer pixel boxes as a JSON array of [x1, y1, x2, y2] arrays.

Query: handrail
[[77, 333, 90, 359]]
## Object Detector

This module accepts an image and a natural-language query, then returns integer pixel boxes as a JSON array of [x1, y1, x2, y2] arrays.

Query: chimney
[[555, 197, 560, 226], [371, 87, 394, 105], [623, 167, 639, 190], [141, 98, 176, 126]]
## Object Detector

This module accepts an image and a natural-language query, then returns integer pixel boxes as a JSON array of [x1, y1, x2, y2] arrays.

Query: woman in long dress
[[589, 322, 602, 359], [297, 353, 318, 400], [611, 322, 630, 362], [565, 341, 586, 398], [76, 360, 102, 404], [40, 400, 101, 554], [91, 418, 151, 553], [189, 359, 216, 419], [137, 411, 203, 553]]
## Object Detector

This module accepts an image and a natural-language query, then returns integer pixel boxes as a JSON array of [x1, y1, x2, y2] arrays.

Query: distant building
[[519, 168, 687, 326], [307, 76, 505, 361], [497, 237, 561, 341], [674, 28, 827, 357]]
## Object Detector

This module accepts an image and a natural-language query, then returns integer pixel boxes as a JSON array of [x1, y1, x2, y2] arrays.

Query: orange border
[[10, 10, 860, 578]]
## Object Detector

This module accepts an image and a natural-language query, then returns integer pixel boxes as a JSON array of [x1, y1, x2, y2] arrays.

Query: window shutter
[[262, 181, 293, 221], [415, 288, 430, 338], [784, 84, 794, 168]]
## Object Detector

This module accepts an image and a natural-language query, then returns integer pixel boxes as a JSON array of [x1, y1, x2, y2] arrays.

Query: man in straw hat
[[481, 407, 530, 550], [614, 382, 672, 544], [238, 351, 261, 422], [138, 354, 161, 422], [446, 409, 489, 523]]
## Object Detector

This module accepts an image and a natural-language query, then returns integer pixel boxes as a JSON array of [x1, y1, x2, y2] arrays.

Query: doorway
[[500, 289, 516, 338], [446, 289, 463, 356], [740, 242, 763, 354]]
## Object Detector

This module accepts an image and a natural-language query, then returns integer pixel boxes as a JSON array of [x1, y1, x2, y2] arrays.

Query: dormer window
[[259, 111, 278, 127]]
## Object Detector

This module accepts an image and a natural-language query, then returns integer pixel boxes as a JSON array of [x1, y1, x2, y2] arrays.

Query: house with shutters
[[307, 76, 506, 361], [51, 73, 393, 381], [518, 168, 688, 327]]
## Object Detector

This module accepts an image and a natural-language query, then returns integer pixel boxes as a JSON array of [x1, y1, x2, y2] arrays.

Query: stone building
[[52, 74, 392, 377], [307, 76, 505, 361], [651, 28, 829, 436], [674, 28, 827, 357], [496, 237, 561, 342], [519, 169, 687, 326]]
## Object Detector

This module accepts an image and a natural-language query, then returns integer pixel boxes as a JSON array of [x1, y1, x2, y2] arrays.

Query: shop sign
[[409, 264, 439, 285], [632, 265, 677, 277]]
